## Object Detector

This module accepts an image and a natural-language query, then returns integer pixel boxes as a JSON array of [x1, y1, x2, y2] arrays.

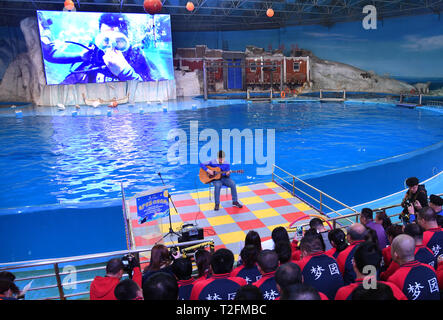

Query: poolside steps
[[320, 98, 346, 102], [396, 103, 417, 109]]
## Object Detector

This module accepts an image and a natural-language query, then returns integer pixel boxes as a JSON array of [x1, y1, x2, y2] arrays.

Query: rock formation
[[413, 82, 431, 94], [308, 55, 415, 94], [0, 17, 44, 103]]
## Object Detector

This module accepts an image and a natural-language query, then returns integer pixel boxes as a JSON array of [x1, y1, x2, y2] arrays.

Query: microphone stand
[[157, 172, 181, 242]]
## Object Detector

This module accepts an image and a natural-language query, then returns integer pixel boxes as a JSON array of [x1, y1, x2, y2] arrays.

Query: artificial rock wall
[[309, 55, 416, 93]]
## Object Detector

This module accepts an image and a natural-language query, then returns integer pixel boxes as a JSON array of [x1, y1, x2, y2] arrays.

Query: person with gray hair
[[387, 234, 439, 300]]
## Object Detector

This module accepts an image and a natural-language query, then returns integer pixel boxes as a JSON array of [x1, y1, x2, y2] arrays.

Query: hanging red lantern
[[186, 1, 195, 11], [64, 0, 75, 11], [266, 8, 274, 17], [143, 0, 163, 15]]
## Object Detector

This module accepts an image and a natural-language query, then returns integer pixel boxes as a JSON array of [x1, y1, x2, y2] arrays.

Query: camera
[[169, 247, 180, 260], [121, 253, 138, 274], [402, 198, 413, 209]]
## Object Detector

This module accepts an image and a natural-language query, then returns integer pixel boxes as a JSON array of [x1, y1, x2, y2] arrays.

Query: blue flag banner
[[136, 189, 170, 224]]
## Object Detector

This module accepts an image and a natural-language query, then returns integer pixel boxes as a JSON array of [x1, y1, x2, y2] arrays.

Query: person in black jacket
[[400, 177, 428, 224]]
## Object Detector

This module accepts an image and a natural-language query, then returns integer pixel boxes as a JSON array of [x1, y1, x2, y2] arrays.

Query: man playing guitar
[[200, 150, 243, 211]]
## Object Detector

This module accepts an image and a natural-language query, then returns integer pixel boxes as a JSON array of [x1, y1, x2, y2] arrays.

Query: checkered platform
[[127, 181, 319, 262]]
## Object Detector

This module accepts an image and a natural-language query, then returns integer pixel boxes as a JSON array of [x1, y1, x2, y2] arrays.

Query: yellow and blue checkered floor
[[128, 181, 319, 261]]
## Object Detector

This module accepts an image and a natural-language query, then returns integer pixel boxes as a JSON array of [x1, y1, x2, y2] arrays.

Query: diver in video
[[38, 12, 159, 84]]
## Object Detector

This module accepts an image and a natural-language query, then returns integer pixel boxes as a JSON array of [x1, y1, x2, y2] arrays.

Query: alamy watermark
[[167, 121, 275, 175], [363, 5, 377, 30]]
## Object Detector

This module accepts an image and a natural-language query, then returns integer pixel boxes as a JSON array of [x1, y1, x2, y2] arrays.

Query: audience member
[[360, 208, 388, 250], [190, 248, 246, 300], [0, 280, 20, 300], [335, 241, 406, 300], [253, 249, 280, 300], [274, 262, 302, 294], [429, 194, 443, 215], [309, 218, 333, 251], [380, 224, 405, 281], [244, 230, 263, 252], [400, 176, 428, 224], [231, 245, 262, 285], [375, 211, 392, 230], [364, 227, 380, 251], [262, 226, 290, 250], [143, 272, 178, 300], [142, 244, 175, 285], [0, 271, 16, 283], [171, 257, 195, 300], [436, 215, 443, 228], [274, 240, 292, 264], [90, 255, 142, 300], [326, 228, 349, 259], [303, 228, 325, 250], [387, 234, 439, 300], [437, 255, 443, 292], [416, 206, 443, 258], [290, 238, 302, 262], [194, 249, 212, 280], [295, 231, 344, 299], [114, 279, 143, 300], [350, 282, 396, 300], [382, 224, 404, 271], [234, 284, 264, 300], [0, 271, 23, 299], [274, 262, 329, 300], [336, 223, 367, 285], [404, 223, 437, 269], [280, 283, 321, 300]]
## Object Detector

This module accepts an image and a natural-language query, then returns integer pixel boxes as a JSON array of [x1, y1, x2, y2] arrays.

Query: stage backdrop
[[172, 14, 443, 88]]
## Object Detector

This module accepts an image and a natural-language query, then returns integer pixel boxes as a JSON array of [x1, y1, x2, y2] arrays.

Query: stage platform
[[127, 181, 319, 262]]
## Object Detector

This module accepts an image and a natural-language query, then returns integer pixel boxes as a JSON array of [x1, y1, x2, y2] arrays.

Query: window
[[249, 60, 257, 72], [293, 61, 300, 72]]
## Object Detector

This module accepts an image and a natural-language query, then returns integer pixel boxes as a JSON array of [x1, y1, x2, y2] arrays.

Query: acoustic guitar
[[199, 166, 244, 184]]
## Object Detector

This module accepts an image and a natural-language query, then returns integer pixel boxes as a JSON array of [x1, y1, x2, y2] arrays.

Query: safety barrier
[[0, 239, 213, 300]]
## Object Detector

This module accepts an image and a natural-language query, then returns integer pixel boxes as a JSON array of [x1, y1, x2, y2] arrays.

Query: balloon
[[143, 0, 163, 14], [64, 0, 75, 11], [186, 1, 195, 11]]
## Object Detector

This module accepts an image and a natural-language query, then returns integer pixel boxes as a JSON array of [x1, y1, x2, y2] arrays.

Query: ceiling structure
[[0, 0, 442, 31]]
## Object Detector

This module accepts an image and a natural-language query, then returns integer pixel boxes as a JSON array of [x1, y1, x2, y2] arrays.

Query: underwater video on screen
[[36, 10, 174, 85]]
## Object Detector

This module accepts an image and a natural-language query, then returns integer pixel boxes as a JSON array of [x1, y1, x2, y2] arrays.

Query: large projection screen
[[36, 10, 174, 85]]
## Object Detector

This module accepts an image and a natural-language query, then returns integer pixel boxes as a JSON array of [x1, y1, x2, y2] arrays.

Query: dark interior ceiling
[[0, 0, 442, 31]]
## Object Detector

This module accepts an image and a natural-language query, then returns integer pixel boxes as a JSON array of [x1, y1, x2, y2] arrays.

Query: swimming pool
[[1, 100, 442, 210], [1, 99, 443, 263]]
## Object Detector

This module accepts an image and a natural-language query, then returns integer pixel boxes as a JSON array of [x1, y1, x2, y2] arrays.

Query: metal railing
[[273, 163, 442, 234], [0, 239, 214, 300], [285, 195, 442, 237], [372, 192, 443, 221], [272, 164, 358, 227], [319, 89, 346, 101]]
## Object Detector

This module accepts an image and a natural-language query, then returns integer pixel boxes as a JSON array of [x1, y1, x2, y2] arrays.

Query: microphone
[[158, 172, 165, 185]]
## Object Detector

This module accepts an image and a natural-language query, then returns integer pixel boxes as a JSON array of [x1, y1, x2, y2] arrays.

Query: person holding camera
[[400, 177, 428, 224], [90, 254, 142, 300], [142, 244, 180, 286]]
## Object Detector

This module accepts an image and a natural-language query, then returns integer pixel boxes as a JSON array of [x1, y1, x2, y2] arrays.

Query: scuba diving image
[[36, 10, 174, 85]]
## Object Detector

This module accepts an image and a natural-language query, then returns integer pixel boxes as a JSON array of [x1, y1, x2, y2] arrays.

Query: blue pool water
[[1, 101, 442, 210]]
